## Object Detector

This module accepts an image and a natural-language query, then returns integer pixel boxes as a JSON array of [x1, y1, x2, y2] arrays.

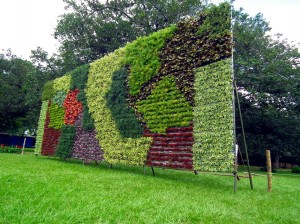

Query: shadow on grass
[[37, 155, 237, 191]]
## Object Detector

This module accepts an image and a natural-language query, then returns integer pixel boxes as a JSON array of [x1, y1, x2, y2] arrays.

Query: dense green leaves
[[197, 2, 230, 39], [55, 125, 76, 160], [105, 68, 144, 138], [0, 52, 44, 134], [233, 10, 300, 166], [136, 77, 193, 133], [125, 26, 177, 95], [193, 59, 234, 172]]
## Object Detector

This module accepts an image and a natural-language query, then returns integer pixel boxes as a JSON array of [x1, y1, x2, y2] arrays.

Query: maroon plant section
[[41, 107, 61, 156], [72, 113, 103, 162], [144, 124, 194, 170]]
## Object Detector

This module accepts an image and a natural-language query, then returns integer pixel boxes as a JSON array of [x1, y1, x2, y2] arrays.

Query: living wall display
[[35, 3, 234, 172]]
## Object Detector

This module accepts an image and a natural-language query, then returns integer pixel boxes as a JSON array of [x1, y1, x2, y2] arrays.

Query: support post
[[151, 166, 155, 176], [266, 150, 272, 192], [21, 137, 26, 155], [234, 81, 253, 190], [234, 144, 238, 193]]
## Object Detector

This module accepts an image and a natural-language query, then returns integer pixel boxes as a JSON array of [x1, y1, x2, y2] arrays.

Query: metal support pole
[[234, 144, 238, 193], [266, 150, 272, 192], [234, 81, 253, 190], [151, 166, 155, 176]]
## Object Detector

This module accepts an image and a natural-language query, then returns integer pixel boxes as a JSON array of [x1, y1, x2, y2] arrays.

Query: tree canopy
[[233, 10, 300, 166]]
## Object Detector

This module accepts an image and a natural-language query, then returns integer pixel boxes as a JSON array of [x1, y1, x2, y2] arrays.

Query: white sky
[[0, 0, 299, 60]]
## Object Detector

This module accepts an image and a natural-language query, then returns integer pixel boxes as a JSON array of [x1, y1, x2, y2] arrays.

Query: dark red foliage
[[145, 123, 194, 170], [71, 113, 104, 162], [41, 103, 61, 156]]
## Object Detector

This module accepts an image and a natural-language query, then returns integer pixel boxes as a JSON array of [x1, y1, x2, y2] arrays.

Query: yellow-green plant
[[86, 48, 152, 165], [193, 58, 234, 172], [53, 74, 71, 92], [48, 103, 65, 130], [34, 101, 48, 154]]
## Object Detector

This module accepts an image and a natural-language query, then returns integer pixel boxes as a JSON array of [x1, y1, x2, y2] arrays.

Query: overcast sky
[[0, 0, 299, 60]]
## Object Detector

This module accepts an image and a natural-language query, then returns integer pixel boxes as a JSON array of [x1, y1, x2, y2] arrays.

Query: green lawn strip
[[0, 154, 299, 224]]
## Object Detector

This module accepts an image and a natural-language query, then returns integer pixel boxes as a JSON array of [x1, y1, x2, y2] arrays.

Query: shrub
[[292, 166, 300, 173]]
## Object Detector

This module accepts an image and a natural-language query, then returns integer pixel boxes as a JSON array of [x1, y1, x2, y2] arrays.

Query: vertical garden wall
[[35, 2, 234, 172]]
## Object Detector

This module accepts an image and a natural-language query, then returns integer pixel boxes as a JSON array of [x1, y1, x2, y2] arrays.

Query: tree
[[54, 0, 207, 70], [233, 10, 300, 166], [0, 50, 46, 135]]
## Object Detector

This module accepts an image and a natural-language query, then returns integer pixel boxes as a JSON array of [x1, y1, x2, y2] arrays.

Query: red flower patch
[[63, 89, 83, 125]]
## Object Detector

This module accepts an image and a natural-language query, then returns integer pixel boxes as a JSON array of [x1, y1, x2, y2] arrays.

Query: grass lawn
[[0, 154, 299, 224]]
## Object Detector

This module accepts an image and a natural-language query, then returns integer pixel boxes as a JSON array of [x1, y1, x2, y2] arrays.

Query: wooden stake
[[21, 137, 26, 155], [266, 150, 272, 192]]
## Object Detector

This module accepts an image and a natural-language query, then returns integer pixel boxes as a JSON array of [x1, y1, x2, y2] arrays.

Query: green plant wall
[[37, 2, 234, 172], [193, 58, 234, 172], [86, 49, 152, 165]]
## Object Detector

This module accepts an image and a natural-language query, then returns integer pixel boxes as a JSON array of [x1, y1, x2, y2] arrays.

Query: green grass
[[0, 154, 299, 224]]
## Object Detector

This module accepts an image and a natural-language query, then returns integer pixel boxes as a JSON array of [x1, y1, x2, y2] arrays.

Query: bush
[[0, 146, 22, 154], [260, 166, 278, 173], [292, 166, 300, 173]]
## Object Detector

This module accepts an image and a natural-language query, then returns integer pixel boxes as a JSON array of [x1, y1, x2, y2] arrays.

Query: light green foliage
[[52, 91, 67, 107], [55, 125, 76, 159], [125, 25, 177, 95], [197, 2, 231, 39], [193, 59, 234, 172], [48, 103, 65, 130], [136, 77, 193, 133], [42, 80, 55, 101], [53, 74, 71, 92], [34, 101, 48, 154], [86, 49, 152, 165]]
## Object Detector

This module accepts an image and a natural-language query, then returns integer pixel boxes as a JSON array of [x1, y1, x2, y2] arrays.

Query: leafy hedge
[[136, 77, 193, 133], [34, 101, 48, 154], [86, 49, 152, 165], [193, 58, 234, 172]]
